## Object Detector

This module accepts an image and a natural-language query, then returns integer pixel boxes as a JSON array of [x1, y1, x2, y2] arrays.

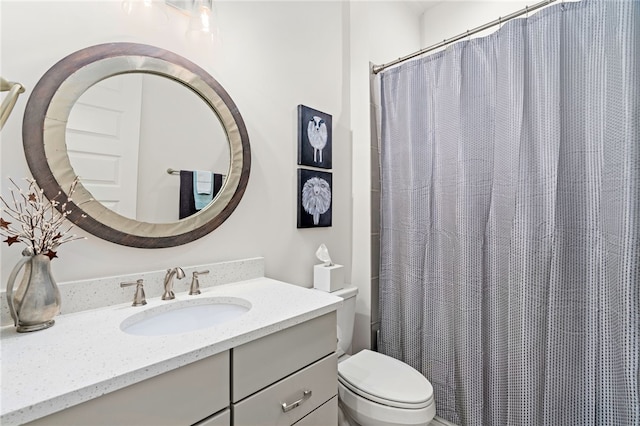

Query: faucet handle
[[190, 270, 210, 295], [120, 279, 146, 306]]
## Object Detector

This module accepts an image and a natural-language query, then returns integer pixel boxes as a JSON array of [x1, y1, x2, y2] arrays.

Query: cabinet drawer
[[194, 408, 230, 426], [293, 396, 337, 426], [233, 353, 337, 426], [26, 351, 230, 426], [232, 312, 336, 402]]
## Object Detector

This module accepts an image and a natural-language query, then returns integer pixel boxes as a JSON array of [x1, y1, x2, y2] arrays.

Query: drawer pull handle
[[281, 390, 312, 413]]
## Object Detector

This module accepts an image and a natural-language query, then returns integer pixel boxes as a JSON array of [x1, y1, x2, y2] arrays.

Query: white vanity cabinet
[[25, 351, 230, 426], [194, 409, 232, 426], [232, 312, 337, 425], [22, 312, 338, 426]]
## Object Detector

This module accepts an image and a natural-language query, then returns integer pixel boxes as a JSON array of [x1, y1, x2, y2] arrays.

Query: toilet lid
[[338, 349, 433, 409]]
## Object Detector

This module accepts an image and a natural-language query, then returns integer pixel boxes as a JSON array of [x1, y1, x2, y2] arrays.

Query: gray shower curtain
[[377, 1, 639, 425]]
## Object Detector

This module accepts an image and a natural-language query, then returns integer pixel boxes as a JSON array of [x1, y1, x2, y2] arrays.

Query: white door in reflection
[[66, 74, 143, 218]]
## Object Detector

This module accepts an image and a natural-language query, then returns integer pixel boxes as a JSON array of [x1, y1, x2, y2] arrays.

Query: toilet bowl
[[331, 286, 436, 426], [338, 349, 435, 426]]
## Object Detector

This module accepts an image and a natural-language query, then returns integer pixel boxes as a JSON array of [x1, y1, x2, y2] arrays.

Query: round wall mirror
[[23, 43, 251, 248]]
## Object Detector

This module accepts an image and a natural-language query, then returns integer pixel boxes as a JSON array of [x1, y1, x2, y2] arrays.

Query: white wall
[[421, 1, 533, 47], [0, 1, 352, 289], [349, 1, 421, 352]]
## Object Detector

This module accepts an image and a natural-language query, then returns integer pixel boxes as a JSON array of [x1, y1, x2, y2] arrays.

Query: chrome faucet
[[162, 267, 185, 300]]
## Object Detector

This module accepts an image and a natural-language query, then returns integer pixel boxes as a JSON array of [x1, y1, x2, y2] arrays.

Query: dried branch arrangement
[[0, 177, 86, 259]]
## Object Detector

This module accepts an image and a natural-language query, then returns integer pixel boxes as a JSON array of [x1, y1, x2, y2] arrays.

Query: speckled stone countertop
[[0, 277, 342, 425]]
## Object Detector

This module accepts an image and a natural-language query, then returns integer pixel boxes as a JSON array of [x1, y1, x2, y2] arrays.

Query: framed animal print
[[297, 169, 332, 228], [297, 105, 332, 169]]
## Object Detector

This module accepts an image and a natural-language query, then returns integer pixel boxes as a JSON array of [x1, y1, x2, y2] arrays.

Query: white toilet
[[333, 286, 436, 426]]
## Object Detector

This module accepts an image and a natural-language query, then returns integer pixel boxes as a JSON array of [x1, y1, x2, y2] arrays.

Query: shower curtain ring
[[526, 5, 529, 18]]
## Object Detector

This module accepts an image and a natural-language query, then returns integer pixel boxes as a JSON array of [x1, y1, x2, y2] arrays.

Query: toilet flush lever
[[281, 390, 312, 413]]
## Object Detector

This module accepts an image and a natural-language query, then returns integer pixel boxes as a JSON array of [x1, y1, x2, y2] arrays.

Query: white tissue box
[[314, 264, 344, 292]]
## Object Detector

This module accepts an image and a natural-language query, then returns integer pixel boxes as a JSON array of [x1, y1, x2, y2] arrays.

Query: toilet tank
[[331, 286, 358, 357]]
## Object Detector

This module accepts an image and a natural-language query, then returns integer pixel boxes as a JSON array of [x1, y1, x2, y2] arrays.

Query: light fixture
[[122, 0, 152, 15], [121, 0, 168, 25], [187, 0, 219, 44], [166, 0, 218, 42], [189, 0, 214, 34]]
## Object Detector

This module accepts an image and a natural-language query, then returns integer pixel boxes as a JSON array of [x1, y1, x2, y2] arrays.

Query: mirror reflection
[[67, 74, 230, 224]]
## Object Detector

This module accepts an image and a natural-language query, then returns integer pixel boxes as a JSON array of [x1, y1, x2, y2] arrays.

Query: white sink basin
[[120, 297, 251, 336]]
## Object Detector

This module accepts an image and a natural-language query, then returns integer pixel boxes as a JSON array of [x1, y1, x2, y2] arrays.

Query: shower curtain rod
[[372, 0, 557, 74]]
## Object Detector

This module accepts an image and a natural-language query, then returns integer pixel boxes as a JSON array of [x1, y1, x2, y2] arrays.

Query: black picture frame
[[297, 105, 332, 169], [297, 169, 332, 228]]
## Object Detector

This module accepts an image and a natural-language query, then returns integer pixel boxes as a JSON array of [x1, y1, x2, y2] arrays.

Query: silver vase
[[6, 252, 61, 332]]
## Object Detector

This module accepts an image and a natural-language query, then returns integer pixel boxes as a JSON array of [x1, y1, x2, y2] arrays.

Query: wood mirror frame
[[22, 43, 250, 248]]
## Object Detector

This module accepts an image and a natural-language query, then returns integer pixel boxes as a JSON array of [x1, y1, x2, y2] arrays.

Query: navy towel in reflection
[[213, 173, 223, 199], [179, 170, 196, 219], [179, 170, 224, 219]]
